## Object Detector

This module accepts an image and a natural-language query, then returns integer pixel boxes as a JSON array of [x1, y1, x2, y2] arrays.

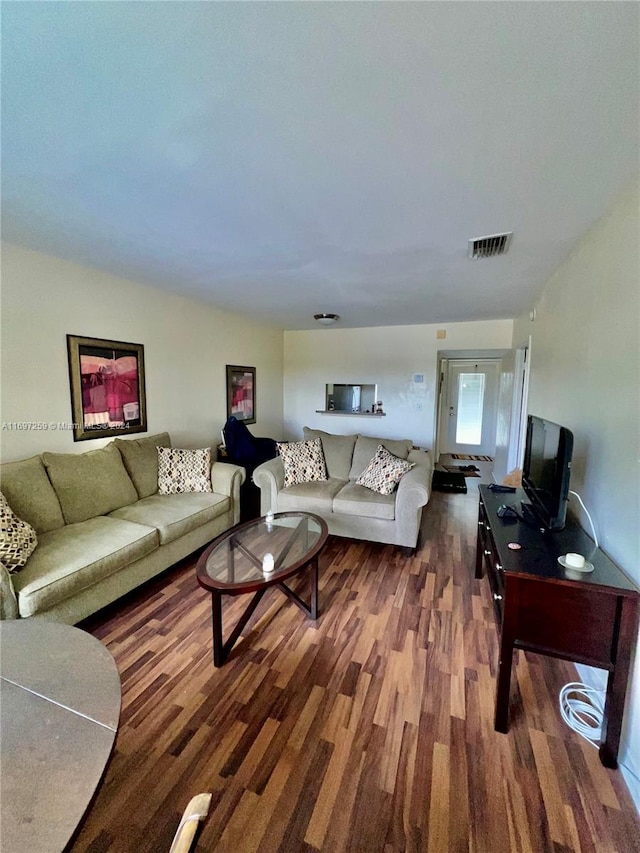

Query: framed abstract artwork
[[67, 335, 147, 442], [226, 365, 256, 425]]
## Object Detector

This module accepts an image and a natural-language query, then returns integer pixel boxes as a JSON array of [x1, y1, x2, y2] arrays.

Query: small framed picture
[[67, 335, 147, 442], [226, 365, 256, 425]]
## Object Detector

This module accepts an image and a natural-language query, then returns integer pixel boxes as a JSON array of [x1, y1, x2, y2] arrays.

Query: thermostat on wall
[[412, 373, 425, 384]]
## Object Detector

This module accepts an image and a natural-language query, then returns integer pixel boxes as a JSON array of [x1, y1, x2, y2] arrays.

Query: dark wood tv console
[[476, 484, 639, 768]]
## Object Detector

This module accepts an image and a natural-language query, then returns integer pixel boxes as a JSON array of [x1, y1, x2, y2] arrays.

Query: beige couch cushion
[[277, 438, 327, 487], [333, 481, 396, 520], [43, 444, 139, 525], [115, 432, 171, 499], [109, 492, 229, 545], [12, 516, 158, 617], [157, 446, 214, 494], [303, 428, 357, 480], [0, 493, 38, 571], [0, 455, 65, 533], [349, 435, 413, 480], [277, 478, 345, 514], [356, 445, 415, 495]]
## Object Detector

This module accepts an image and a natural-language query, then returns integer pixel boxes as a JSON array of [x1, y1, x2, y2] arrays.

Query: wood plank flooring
[[73, 489, 640, 852]]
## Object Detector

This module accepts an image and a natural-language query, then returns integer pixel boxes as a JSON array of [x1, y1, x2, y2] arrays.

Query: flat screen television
[[522, 415, 573, 531]]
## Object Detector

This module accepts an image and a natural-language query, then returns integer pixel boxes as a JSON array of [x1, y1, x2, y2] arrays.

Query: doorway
[[507, 339, 531, 472], [438, 359, 501, 457]]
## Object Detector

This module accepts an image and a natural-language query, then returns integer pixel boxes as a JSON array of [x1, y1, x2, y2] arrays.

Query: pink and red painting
[[226, 365, 256, 425], [67, 335, 147, 441]]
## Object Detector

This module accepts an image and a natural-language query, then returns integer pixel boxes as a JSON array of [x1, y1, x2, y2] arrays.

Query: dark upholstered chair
[[222, 417, 278, 520]]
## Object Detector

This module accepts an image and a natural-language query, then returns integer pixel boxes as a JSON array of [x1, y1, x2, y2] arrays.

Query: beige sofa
[[0, 433, 244, 623], [253, 428, 433, 551]]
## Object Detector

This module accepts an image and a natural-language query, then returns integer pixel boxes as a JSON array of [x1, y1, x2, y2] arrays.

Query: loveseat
[[0, 433, 244, 623], [253, 428, 433, 551]]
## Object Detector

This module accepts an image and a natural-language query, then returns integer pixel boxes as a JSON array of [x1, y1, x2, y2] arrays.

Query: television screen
[[522, 415, 573, 530]]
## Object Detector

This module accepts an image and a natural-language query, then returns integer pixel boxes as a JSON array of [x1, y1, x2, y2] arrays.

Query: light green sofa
[[253, 428, 433, 552], [0, 433, 244, 624]]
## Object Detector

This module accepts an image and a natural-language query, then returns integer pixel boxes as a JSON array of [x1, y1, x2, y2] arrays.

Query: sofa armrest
[[396, 450, 433, 510], [391, 450, 433, 550], [210, 461, 246, 495], [252, 457, 285, 515], [0, 561, 19, 620], [211, 462, 246, 525]]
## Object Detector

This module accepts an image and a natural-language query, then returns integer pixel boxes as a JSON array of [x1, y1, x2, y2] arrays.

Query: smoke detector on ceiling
[[468, 232, 513, 259]]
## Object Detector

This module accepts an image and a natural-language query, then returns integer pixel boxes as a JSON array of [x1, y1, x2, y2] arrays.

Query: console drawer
[[477, 498, 504, 622]]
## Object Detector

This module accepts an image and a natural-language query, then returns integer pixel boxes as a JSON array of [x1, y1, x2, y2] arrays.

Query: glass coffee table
[[196, 511, 328, 666]]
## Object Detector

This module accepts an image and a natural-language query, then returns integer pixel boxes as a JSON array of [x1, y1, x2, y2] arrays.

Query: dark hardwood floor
[[74, 488, 640, 852]]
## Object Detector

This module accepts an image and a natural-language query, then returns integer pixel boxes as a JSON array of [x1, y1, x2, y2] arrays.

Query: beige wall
[[0, 244, 284, 462], [283, 320, 513, 448], [512, 182, 640, 807]]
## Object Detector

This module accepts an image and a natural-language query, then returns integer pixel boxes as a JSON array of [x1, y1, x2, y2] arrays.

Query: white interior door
[[441, 360, 501, 456]]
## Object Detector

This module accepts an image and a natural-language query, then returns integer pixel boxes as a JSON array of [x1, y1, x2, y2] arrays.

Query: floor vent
[[468, 232, 513, 259]]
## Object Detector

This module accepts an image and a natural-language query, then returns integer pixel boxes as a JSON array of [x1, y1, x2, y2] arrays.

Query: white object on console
[[558, 553, 594, 573]]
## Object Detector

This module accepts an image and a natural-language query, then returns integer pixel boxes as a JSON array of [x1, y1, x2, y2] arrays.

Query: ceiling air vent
[[468, 232, 513, 259]]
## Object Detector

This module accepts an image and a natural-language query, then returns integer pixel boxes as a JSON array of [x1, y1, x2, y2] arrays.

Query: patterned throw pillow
[[157, 447, 213, 495], [356, 445, 415, 495], [277, 438, 328, 488], [0, 492, 38, 572]]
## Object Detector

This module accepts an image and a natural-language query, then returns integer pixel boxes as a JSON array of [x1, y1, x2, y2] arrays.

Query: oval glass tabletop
[[199, 512, 326, 590]]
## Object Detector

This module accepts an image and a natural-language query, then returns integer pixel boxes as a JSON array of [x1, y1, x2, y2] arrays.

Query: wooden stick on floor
[[168, 793, 212, 853]]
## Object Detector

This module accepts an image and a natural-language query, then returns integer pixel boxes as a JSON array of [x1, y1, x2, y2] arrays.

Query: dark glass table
[[196, 512, 328, 666]]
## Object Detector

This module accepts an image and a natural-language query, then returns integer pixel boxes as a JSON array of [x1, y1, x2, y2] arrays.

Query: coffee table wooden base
[[210, 556, 319, 667]]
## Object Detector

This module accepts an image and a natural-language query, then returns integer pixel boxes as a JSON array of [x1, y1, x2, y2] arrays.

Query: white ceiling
[[2, 2, 638, 330]]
